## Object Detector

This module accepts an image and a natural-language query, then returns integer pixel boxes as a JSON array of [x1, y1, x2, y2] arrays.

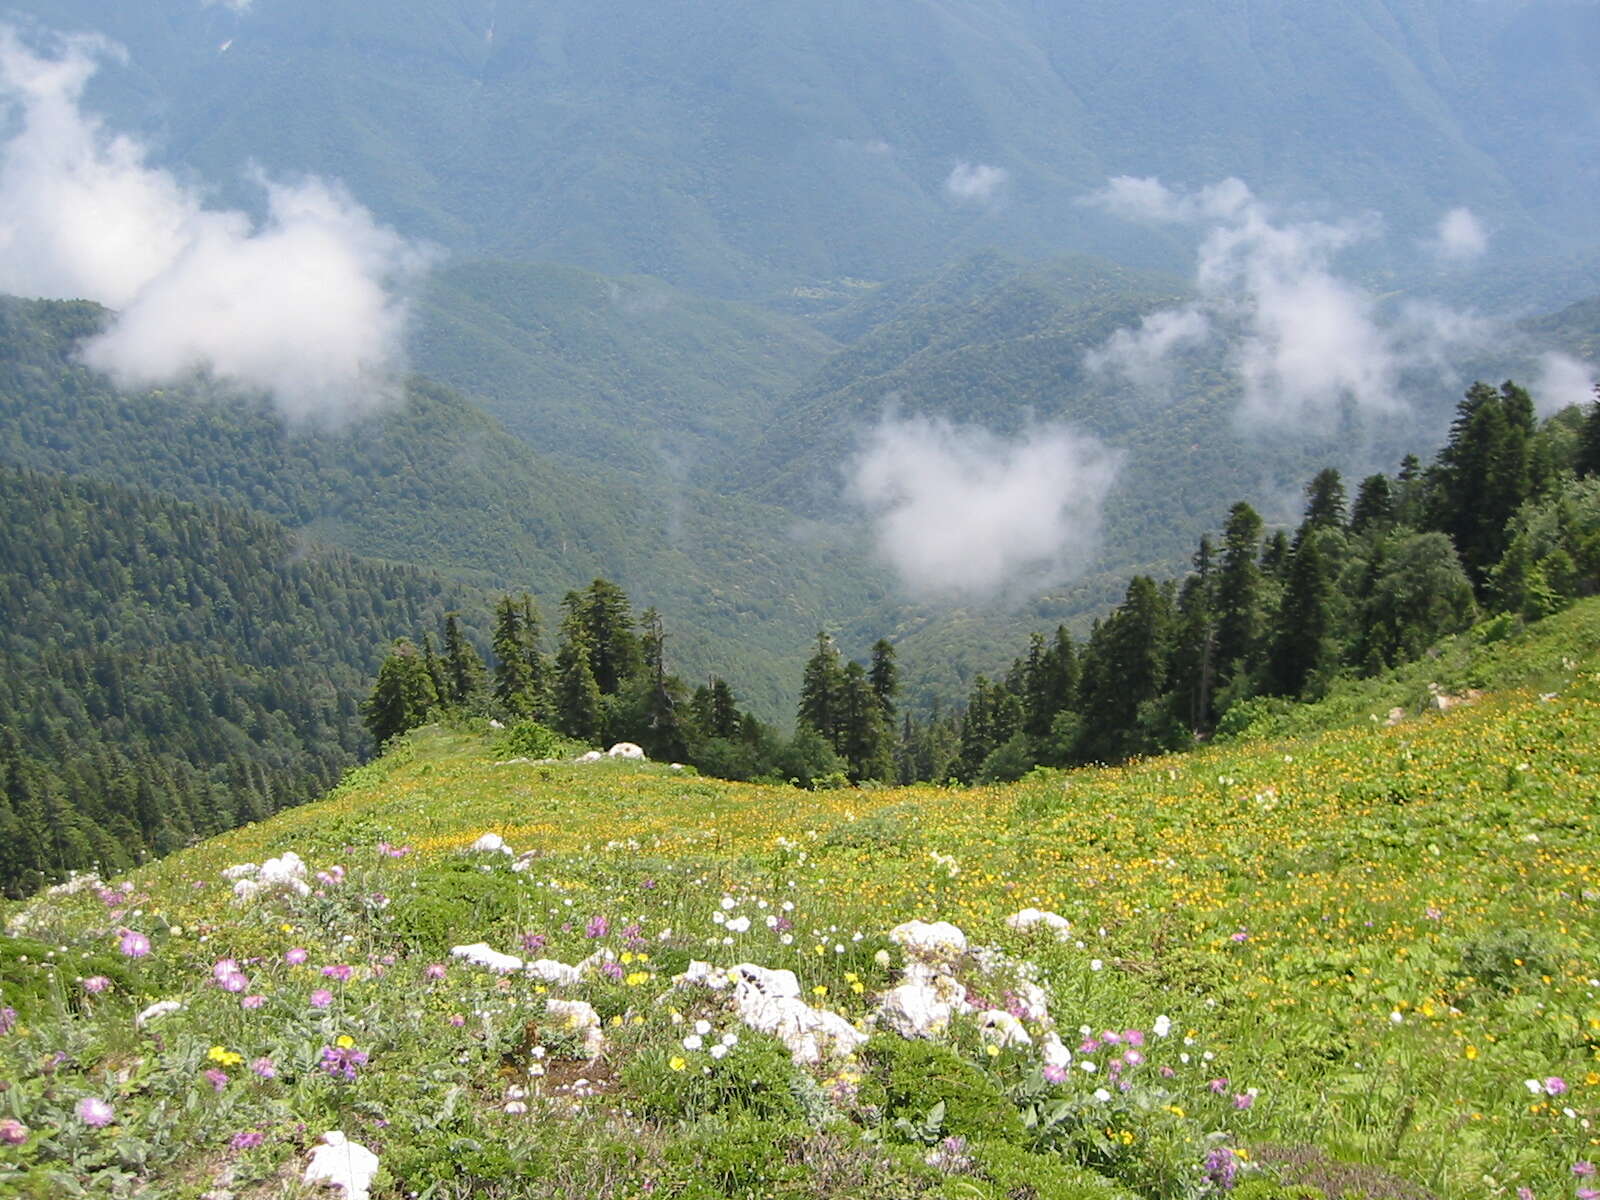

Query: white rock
[[546, 998, 605, 1059], [728, 962, 803, 999], [303, 1131, 380, 1200], [135, 1000, 183, 1028], [889, 920, 968, 960], [488, 719, 504, 729], [977, 1010, 1033, 1047], [607, 742, 646, 760], [1008, 980, 1052, 1024], [450, 943, 524, 973], [674, 960, 732, 991], [1005, 908, 1072, 941], [576, 750, 605, 763], [1041, 1032, 1073, 1069], [470, 833, 512, 855], [875, 978, 969, 1039], [524, 958, 583, 987], [674, 961, 865, 1064]]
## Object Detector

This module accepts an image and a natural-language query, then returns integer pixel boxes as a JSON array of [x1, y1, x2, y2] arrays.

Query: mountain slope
[[0, 464, 488, 894], [0, 296, 895, 718], [3, 599, 1597, 1198], [12, 0, 1599, 295]]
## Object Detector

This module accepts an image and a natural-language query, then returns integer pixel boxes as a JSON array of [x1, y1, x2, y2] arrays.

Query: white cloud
[[202, 0, 254, 11], [1084, 177, 1490, 428], [0, 27, 425, 421], [944, 162, 1009, 208], [1084, 306, 1210, 393], [847, 412, 1121, 600], [1534, 352, 1597, 416], [1427, 206, 1488, 263]]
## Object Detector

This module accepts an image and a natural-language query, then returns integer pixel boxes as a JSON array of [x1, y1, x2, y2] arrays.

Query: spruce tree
[[554, 595, 604, 742], [1213, 503, 1265, 690], [797, 632, 844, 748], [362, 639, 439, 747], [1348, 474, 1395, 535], [441, 613, 488, 708], [839, 660, 893, 782], [868, 639, 898, 719], [1578, 387, 1600, 478]]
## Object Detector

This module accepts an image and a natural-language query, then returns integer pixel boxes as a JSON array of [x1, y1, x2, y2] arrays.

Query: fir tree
[[868, 639, 898, 719], [441, 612, 488, 707], [362, 639, 439, 747], [797, 632, 844, 748]]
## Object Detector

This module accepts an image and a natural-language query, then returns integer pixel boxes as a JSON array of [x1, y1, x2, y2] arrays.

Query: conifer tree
[[1267, 529, 1338, 697], [489, 595, 547, 720], [868, 639, 898, 719], [362, 638, 439, 747], [797, 632, 844, 747], [1213, 502, 1265, 690], [578, 579, 643, 695], [1578, 387, 1600, 478], [554, 594, 604, 742], [1348, 474, 1395, 535], [441, 612, 488, 707], [839, 660, 893, 782]]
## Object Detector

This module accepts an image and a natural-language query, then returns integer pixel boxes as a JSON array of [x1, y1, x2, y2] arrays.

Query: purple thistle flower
[[76, 1097, 114, 1127], [118, 929, 151, 958], [320, 964, 353, 982], [240, 994, 265, 1009], [81, 975, 111, 994], [425, 963, 447, 980], [203, 1068, 228, 1091], [309, 989, 333, 1009], [1209, 1077, 1229, 1094], [1233, 1092, 1255, 1110], [585, 914, 610, 939], [284, 947, 309, 965], [600, 961, 624, 982], [230, 1130, 265, 1150], [251, 1057, 276, 1079], [1575, 1162, 1597, 1178], [520, 932, 547, 952], [1043, 1063, 1068, 1084], [0, 1007, 15, 1035], [0, 1118, 27, 1145]]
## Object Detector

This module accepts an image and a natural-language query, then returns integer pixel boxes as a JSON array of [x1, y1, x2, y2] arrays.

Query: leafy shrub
[[970, 1139, 1138, 1200], [823, 807, 923, 852], [385, 857, 528, 955], [621, 1032, 807, 1124], [493, 719, 574, 760], [664, 1116, 811, 1196], [866, 1036, 1025, 1146], [1232, 1182, 1326, 1200]]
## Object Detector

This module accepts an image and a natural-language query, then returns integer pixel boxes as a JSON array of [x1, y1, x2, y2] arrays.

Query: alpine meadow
[[0, 3, 1598, 1199]]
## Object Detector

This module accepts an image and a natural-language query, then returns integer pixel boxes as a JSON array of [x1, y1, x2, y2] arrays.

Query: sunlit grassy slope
[[5, 602, 1600, 1198]]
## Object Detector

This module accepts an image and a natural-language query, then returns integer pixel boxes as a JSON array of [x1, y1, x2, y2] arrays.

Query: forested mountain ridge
[[11, 0, 1598, 296], [0, 296, 898, 718], [0, 464, 491, 896]]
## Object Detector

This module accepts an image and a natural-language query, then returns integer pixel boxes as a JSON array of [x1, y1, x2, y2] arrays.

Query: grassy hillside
[[4, 600, 1597, 1198], [11, 0, 1599, 295]]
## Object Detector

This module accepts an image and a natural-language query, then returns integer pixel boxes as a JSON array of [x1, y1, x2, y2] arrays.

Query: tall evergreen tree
[[491, 593, 547, 718], [441, 612, 489, 707], [1267, 528, 1338, 697], [578, 579, 643, 695], [1578, 387, 1600, 479], [1429, 381, 1540, 585], [554, 594, 604, 741], [362, 639, 439, 746], [1301, 468, 1348, 534], [839, 660, 893, 782], [1213, 503, 1265, 691], [868, 639, 898, 719], [797, 632, 844, 747], [1349, 474, 1395, 535]]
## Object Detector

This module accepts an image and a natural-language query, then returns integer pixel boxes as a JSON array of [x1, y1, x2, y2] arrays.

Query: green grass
[[4, 600, 1600, 1197]]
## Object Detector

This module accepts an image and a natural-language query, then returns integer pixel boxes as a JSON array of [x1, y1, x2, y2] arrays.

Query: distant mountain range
[[13, 0, 1600, 297]]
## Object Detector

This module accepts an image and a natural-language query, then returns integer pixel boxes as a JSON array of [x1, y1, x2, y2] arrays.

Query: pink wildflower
[[425, 963, 447, 980], [251, 1057, 276, 1079], [118, 930, 151, 958], [230, 1130, 265, 1150], [0, 1118, 27, 1145], [284, 947, 308, 965], [81, 975, 111, 994], [241, 994, 265, 1010], [309, 989, 333, 1009], [203, 1068, 228, 1091], [76, 1097, 114, 1127]]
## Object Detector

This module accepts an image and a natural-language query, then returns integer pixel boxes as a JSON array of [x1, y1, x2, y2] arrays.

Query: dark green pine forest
[[0, 466, 488, 896]]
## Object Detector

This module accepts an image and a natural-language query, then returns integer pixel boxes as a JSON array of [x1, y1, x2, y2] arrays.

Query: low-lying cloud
[[0, 27, 426, 420], [1427, 207, 1488, 263], [945, 162, 1009, 208], [848, 412, 1120, 600], [1084, 176, 1493, 427], [1535, 352, 1597, 416]]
